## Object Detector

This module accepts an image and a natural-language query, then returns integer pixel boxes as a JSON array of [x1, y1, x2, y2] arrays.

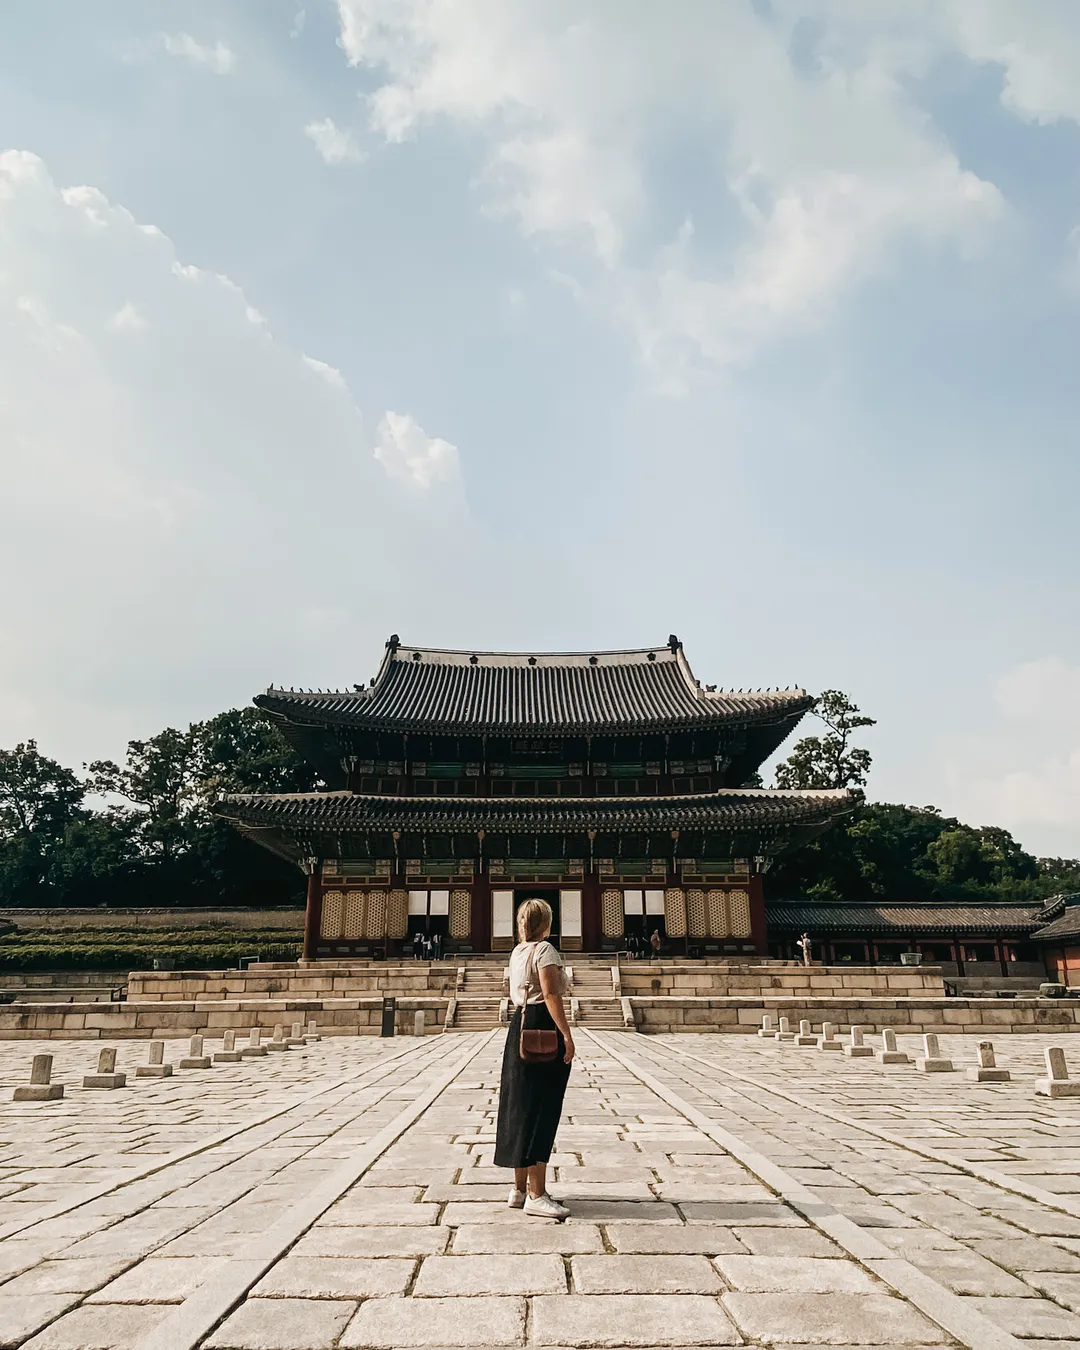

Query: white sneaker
[[523, 1192, 569, 1221], [507, 1187, 526, 1209]]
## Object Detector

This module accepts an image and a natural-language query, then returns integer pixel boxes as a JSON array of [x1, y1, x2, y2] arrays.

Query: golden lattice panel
[[728, 888, 751, 938], [686, 888, 707, 938], [320, 889, 344, 940], [342, 891, 366, 939], [386, 890, 409, 940], [449, 889, 471, 939], [664, 888, 687, 938], [365, 889, 387, 939], [602, 889, 624, 938], [707, 890, 728, 938]]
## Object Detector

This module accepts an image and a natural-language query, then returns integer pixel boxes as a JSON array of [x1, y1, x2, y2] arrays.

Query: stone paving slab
[[8, 1031, 1080, 1346]]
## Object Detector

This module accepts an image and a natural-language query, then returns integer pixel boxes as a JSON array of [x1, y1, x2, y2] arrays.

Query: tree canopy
[[0, 709, 316, 909]]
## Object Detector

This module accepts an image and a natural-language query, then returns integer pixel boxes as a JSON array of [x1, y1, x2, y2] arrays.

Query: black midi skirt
[[494, 1002, 571, 1169]]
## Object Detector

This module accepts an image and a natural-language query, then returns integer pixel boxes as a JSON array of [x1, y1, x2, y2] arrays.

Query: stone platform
[[125, 958, 947, 1002], [4, 1030, 1080, 1346]]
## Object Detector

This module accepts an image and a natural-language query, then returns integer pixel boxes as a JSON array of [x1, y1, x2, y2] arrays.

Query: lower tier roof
[[216, 787, 851, 833], [215, 787, 853, 864]]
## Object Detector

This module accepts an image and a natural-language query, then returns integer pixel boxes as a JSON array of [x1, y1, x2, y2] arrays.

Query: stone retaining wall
[[620, 963, 946, 998], [630, 996, 1080, 1034], [5, 993, 1080, 1040], [126, 965, 458, 1001], [0, 997, 449, 1039]]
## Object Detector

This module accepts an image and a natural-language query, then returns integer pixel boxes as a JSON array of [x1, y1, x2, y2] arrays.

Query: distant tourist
[[432, 932, 442, 961], [495, 897, 573, 1221], [650, 928, 662, 960], [412, 931, 423, 961]]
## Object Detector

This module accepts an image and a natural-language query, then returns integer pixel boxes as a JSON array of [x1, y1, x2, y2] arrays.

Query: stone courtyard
[[3, 1031, 1080, 1348]]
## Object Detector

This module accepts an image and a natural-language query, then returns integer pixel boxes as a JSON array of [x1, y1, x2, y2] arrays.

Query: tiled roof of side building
[[254, 635, 815, 734], [768, 902, 1045, 936], [215, 787, 853, 833], [1031, 893, 1080, 941]]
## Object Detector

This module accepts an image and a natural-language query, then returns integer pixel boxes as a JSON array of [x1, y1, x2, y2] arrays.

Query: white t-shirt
[[509, 940, 564, 1006]]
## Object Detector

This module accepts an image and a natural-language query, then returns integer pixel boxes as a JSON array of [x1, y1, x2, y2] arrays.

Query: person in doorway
[[432, 931, 442, 961], [412, 930, 423, 961], [495, 898, 574, 1220], [649, 928, 662, 959]]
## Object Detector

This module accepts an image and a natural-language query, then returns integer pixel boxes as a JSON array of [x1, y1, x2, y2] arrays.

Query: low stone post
[[915, 1032, 954, 1073], [178, 1035, 213, 1069], [267, 1024, 290, 1052], [83, 1046, 127, 1089], [876, 1028, 910, 1065], [968, 1040, 1010, 1083], [843, 1025, 874, 1058], [816, 1021, 842, 1051], [304, 1020, 321, 1043], [774, 1016, 795, 1043], [1036, 1046, 1080, 1098], [286, 1022, 305, 1047], [414, 1010, 426, 1037], [137, 1041, 173, 1078], [13, 1053, 64, 1101], [757, 1014, 777, 1039], [214, 1030, 243, 1064], [241, 1027, 269, 1058], [794, 1018, 817, 1047]]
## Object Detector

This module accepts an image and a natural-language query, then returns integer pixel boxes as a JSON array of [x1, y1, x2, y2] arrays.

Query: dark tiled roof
[[1031, 894, 1080, 941], [256, 638, 813, 734], [216, 787, 852, 833], [768, 902, 1044, 936]]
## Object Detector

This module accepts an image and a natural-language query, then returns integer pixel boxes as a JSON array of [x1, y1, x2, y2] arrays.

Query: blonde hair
[[516, 897, 552, 943]]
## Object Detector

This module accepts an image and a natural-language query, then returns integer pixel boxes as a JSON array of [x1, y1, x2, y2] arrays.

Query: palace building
[[216, 635, 854, 959]]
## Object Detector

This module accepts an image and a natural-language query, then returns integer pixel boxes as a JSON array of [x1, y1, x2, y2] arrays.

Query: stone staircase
[[570, 960, 633, 1031], [445, 961, 507, 1031], [451, 998, 502, 1030]]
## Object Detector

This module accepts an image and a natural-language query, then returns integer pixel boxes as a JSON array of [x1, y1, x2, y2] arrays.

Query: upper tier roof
[[256, 636, 814, 735]]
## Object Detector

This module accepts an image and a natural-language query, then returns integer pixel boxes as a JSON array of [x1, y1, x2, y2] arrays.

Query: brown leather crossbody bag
[[517, 943, 559, 1063]]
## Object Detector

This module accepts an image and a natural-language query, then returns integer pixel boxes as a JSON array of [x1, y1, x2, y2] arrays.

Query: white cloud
[[0, 148, 466, 767], [373, 411, 460, 490], [302, 354, 348, 388], [946, 659, 1080, 843], [335, 0, 1005, 378], [304, 118, 364, 165], [108, 302, 145, 332], [161, 33, 236, 75]]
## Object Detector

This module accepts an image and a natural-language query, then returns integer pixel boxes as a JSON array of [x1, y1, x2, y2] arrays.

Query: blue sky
[[1, 1, 1079, 857]]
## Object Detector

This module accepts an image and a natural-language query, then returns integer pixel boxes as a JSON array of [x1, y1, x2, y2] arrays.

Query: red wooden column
[[747, 873, 769, 956], [302, 868, 322, 961], [582, 872, 602, 951]]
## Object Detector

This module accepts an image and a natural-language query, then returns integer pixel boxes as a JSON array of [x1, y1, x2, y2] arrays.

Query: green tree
[[87, 708, 316, 906], [774, 690, 875, 793], [0, 742, 87, 905]]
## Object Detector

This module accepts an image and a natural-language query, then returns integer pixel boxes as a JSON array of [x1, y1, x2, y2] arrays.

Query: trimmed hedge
[[0, 928, 302, 973]]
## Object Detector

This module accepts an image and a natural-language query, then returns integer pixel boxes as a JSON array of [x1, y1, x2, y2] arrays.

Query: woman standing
[[494, 898, 574, 1219]]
